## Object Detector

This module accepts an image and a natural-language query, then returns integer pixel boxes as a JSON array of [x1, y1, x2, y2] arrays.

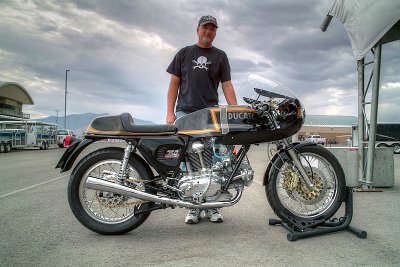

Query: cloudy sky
[[1, 0, 399, 124]]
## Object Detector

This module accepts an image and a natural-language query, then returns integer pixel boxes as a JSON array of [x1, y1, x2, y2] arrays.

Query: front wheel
[[266, 145, 345, 226], [68, 147, 155, 235]]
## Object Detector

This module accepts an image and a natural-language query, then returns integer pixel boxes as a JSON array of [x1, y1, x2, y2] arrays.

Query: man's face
[[197, 24, 217, 47]]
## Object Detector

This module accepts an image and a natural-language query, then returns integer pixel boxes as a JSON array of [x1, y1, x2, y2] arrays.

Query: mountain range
[[37, 113, 154, 135]]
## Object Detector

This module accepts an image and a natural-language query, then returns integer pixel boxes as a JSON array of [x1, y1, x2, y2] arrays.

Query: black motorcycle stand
[[269, 187, 367, 241]]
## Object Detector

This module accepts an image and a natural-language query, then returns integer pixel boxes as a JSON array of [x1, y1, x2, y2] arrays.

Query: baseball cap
[[198, 15, 218, 28]]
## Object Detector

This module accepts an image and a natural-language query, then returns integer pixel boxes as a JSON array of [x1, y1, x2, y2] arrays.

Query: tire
[[391, 143, 400, 154], [68, 147, 155, 235], [5, 142, 12, 153], [0, 142, 5, 153], [266, 145, 345, 226]]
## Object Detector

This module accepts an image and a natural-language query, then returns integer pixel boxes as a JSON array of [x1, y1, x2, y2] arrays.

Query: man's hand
[[166, 112, 176, 125]]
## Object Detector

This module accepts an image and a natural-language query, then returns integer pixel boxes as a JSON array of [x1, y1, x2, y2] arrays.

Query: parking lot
[[1, 143, 400, 266]]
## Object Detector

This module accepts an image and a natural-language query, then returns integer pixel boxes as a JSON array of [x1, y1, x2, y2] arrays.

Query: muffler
[[85, 177, 243, 209]]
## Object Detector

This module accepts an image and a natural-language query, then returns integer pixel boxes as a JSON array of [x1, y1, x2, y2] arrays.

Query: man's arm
[[222, 80, 238, 105], [166, 74, 180, 124]]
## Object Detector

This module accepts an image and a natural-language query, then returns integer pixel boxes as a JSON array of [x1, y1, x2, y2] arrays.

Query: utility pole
[[55, 109, 59, 127], [64, 69, 70, 129]]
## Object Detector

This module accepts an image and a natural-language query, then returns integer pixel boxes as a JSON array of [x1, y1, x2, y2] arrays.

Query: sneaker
[[185, 209, 200, 224], [203, 208, 223, 223]]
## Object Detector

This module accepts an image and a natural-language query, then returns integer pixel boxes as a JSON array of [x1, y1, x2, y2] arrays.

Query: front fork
[[280, 139, 314, 190]]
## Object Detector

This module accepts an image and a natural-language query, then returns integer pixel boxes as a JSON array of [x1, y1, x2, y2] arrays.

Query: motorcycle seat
[[121, 113, 177, 134], [86, 113, 177, 136]]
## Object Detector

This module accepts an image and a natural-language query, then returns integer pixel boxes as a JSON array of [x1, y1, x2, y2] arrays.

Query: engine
[[177, 137, 254, 203]]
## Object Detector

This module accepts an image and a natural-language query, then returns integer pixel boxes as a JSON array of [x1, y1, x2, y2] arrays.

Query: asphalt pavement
[[0, 143, 399, 266]]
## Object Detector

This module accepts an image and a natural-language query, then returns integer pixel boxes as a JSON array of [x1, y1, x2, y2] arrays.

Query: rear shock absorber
[[117, 142, 134, 183]]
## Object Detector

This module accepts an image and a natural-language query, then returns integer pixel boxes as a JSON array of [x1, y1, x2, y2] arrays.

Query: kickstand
[[269, 187, 367, 241]]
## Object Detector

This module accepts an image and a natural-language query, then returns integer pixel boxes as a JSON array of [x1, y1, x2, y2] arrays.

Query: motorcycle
[[56, 76, 345, 235]]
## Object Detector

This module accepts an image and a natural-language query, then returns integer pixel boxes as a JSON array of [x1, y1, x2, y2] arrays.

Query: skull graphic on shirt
[[192, 56, 211, 70]]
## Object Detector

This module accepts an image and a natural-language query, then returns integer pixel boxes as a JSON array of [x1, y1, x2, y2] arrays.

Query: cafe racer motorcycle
[[56, 77, 345, 235]]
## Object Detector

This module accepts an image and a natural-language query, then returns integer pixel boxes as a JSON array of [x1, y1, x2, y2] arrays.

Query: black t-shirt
[[167, 44, 231, 113]]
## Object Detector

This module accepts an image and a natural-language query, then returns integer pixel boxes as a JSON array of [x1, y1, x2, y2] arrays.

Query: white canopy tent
[[321, 0, 400, 188]]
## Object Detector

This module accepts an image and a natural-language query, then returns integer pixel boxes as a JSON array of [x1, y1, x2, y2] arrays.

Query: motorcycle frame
[[58, 138, 314, 195]]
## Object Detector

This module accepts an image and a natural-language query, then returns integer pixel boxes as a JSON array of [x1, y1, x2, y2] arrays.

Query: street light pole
[[55, 109, 59, 126], [64, 69, 70, 129]]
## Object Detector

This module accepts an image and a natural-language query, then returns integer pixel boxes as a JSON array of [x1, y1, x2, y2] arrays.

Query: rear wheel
[[68, 148, 155, 235], [266, 145, 345, 226]]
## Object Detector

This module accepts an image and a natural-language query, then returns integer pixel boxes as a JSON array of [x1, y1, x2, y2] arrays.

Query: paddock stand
[[269, 186, 367, 241]]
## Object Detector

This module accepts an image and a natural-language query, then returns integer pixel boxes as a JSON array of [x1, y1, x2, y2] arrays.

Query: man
[[166, 15, 238, 224]]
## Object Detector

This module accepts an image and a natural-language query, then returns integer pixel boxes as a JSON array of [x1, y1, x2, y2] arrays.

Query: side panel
[[137, 136, 186, 173]]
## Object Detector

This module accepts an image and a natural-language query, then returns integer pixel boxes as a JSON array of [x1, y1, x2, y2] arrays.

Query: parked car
[[305, 134, 326, 145], [56, 129, 75, 148]]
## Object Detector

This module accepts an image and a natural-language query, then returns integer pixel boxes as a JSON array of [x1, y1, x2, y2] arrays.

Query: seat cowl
[[89, 114, 124, 132]]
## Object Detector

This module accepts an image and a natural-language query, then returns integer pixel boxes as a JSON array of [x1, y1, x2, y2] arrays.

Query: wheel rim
[[79, 160, 145, 224], [276, 152, 338, 218]]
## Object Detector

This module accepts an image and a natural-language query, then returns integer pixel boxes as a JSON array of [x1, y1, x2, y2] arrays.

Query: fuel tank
[[174, 106, 256, 137], [174, 103, 304, 145]]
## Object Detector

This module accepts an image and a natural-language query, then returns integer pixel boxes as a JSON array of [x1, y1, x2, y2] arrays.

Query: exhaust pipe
[[85, 177, 243, 209]]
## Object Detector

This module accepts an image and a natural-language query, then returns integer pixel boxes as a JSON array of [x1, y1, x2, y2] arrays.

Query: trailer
[[0, 120, 57, 153], [0, 129, 27, 152], [352, 123, 400, 154], [375, 123, 400, 154]]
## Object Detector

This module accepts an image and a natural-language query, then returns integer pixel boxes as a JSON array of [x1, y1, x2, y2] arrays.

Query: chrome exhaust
[[85, 177, 243, 209]]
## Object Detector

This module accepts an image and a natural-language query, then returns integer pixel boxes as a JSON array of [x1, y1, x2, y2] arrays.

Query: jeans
[[175, 111, 189, 171], [175, 111, 189, 120]]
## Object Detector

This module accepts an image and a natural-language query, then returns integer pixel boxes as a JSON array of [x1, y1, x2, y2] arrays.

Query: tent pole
[[364, 40, 382, 188], [357, 58, 365, 185]]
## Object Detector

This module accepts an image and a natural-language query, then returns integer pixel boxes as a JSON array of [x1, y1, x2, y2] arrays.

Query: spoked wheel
[[68, 148, 155, 235], [266, 145, 345, 225]]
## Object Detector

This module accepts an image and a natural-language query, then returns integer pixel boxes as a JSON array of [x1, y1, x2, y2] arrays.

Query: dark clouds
[[0, 0, 399, 123]]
